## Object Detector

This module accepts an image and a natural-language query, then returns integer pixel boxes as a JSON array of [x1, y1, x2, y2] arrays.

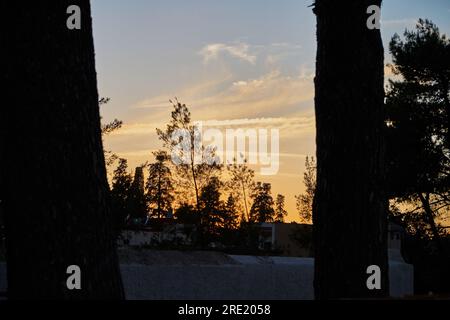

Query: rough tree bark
[[312, 0, 389, 299], [2, 1, 125, 299], [418, 193, 443, 252]]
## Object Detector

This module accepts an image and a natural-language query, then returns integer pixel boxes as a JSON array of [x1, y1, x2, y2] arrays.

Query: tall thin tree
[[2, 1, 124, 299], [296, 156, 316, 224], [157, 100, 221, 210], [146, 151, 174, 219], [275, 194, 288, 223], [312, 0, 389, 299], [227, 157, 255, 222]]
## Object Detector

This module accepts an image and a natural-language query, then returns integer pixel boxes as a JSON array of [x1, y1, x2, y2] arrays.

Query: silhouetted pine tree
[[275, 194, 288, 223], [386, 20, 450, 247], [199, 177, 225, 243], [111, 158, 133, 233], [128, 166, 148, 223], [250, 183, 275, 223], [146, 151, 174, 219], [296, 156, 316, 224], [224, 194, 240, 230]]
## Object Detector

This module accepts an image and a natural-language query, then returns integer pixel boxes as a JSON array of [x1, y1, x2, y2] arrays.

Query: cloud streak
[[134, 69, 315, 121], [381, 18, 417, 28]]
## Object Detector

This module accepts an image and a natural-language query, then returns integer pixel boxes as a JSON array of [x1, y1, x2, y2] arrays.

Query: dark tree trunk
[[312, 0, 389, 299], [2, 1, 124, 299], [418, 193, 443, 253]]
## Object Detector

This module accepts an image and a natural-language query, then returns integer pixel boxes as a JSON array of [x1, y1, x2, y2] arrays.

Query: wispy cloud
[[199, 42, 257, 64]]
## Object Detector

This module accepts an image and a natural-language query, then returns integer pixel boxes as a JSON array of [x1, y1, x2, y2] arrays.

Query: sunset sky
[[92, 0, 450, 222]]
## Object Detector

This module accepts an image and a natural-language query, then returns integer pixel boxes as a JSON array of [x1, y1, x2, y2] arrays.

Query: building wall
[[261, 222, 404, 258], [273, 223, 312, 257], [259, 223, 312, 257], [119, 225, 191, 247]]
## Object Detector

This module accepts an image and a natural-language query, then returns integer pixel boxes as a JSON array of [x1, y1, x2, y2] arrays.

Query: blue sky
[[91, 0, 450, 221]]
